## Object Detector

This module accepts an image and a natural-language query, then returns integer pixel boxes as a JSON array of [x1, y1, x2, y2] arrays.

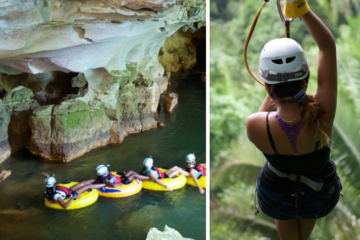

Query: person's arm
[[41, 172, 50, 178], [149, 172, 172, 192], [246, 112, 266, 149], [258, 94, 276, 112], [190, 170, 204, 194], [104, 178, 122, 188], [302, 10, 337, 124], [56, 195, 81, 209]]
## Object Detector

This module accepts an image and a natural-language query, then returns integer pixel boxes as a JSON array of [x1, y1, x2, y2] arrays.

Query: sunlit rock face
[[165, 92, 178, 111], [0, 0, 205, 162], [159, 30, 198, 73], [0, 99, 11, 163], [0, 0, 205, 75], [146, 225, 194, 240]]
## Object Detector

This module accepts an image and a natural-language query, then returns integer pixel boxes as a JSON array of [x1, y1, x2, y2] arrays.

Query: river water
[[0, 71, 206, 240]]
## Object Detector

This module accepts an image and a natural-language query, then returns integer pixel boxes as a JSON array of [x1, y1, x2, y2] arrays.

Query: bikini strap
[[266, 111, 277, 153]]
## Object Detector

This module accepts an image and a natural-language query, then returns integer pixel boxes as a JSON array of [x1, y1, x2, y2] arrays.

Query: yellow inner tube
[[97, 172, 143, 198], [142, 168, 186, 191], [44, 182, 99, 210], [186, 165, 206, 188], [186, 176, 206, 188]]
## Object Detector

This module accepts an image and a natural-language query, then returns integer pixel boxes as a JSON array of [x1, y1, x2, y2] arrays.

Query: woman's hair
[[269, 76, 331, 148]]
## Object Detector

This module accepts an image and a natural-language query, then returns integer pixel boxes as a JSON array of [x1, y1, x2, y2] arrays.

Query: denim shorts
[[256, 174, 342, 220]]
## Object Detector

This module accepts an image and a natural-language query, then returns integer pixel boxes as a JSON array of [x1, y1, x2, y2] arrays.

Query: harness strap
[[315, 141, 320, 150], [255, 161, 343, 215], [244, 0, 269, 86], [268, 162, 323, 191], [260, 191, 291, 210], [260, 66, 308, 82], [305, 191, 340, 205], [253, 188, 260, 215], [285, 19, 291, 38]]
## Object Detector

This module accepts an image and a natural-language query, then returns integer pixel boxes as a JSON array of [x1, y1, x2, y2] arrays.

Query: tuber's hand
[[165, 185, 173, 192], [41, 172, 50, 178], [72, 195, 81, 200]]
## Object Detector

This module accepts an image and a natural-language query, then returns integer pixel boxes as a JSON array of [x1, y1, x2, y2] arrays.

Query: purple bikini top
[[270, 111, 304, 156]]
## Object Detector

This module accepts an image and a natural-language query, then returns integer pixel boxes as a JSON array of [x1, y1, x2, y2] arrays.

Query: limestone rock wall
[[0, 0, 205, 75], [28, 99, 111, 161], [0, 0, 205, 162], [0, 87, 39, 163], [27, 66, 161, 162], [159, 30, 198, 73], [0, 99, 11, 163]]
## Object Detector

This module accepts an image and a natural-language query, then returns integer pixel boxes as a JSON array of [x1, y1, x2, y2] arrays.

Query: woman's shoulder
[[247, 112, 270, 143], [247, 112, 270, 129]]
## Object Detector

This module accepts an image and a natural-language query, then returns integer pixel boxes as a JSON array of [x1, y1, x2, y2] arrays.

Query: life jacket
[[186, 164, 206, 177], [141, 166, 165, 179], [97, 173, 122, 184], [196, 164, 206, 177], [152, 166, 165, 179], [44, 186, 72, 201]]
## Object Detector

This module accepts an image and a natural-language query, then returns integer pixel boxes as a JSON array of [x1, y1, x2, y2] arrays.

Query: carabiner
[[277, 0, 293, 38], [277, 0, 294, 24]]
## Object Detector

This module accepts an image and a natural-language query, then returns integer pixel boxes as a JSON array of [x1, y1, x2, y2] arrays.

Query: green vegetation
[[210, 0, 360, 239]]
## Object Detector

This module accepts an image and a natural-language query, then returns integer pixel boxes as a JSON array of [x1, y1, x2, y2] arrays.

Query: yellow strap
[[243, 0, 269, 87]]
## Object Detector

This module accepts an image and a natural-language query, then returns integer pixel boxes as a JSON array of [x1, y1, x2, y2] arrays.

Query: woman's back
[[256, 113, 331, 154], [248, 109, 332, 154]]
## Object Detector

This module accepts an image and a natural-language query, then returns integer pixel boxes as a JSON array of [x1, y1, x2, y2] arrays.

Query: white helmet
[[259, 38, 309, 84], [96, 164, 110, 176], [186, 153, 196, 163], [45, 174, 56, 187], [143, 156, 153, 169]]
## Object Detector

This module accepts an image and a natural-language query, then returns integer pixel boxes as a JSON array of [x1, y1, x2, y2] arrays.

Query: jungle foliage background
[[210, 0, 360, 239]]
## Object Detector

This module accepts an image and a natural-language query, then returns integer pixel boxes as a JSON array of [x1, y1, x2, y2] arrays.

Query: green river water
[[0, 71, 206, 240]]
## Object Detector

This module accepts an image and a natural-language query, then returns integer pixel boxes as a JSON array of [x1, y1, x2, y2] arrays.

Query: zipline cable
[[244, 0, 293, 86], [243, 0, 269, 87]]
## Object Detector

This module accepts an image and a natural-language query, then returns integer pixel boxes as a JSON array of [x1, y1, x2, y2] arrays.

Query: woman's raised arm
[[301, 11, 337, 124]]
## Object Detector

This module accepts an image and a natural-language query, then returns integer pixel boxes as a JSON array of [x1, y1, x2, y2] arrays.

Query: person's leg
[[71, 179, 100, 192], [166, 167, 188, 178], [70, 179, 106, 191], [125, 170, 135, 177], [275, 219, 300, 240], [73, 183, 105, 194], [167, 166, 180, 172], [298, 218, 316, 240], [126, 172, 150, 181]]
